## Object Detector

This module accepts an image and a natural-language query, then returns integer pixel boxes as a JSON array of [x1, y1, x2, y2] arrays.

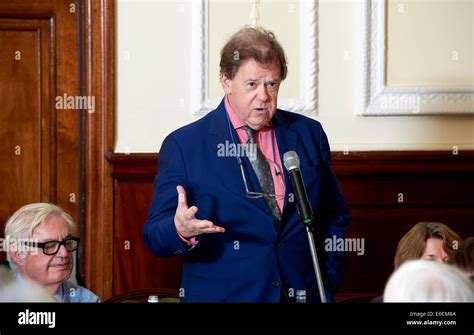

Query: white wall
[[116, 0, 474, 153], [387, 0, 472, 87], [208, 1, 301, 99]]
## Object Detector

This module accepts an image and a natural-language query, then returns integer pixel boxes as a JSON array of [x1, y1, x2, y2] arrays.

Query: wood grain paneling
[[0, 1, 81, 265], [81, 0, 115, 299], [7, 0, 124, 299], [341, 207, 473, 293], [0, 1, 145, 301], [108, 151, 474, 298], [113, 179, 183, 294], [53, 0, 81, 228], [0, 20, 52, 231], [332, 151, 474, 209], [0, 0, 83, 233], [331, 151, 474, 295], [109, 153, 183, 295]]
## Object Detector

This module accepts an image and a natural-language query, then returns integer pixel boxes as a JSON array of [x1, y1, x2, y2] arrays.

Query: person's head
[[384, 260, 474, 302], [219, 26, 288, 130], [394, 222, 462, 269], [4, 203, 77, 290], [449, 236, 474, 281]]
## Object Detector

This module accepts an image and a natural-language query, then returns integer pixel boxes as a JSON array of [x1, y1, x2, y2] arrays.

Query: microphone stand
[[303, 221, 327, 303], [283, 151, 327, 303]]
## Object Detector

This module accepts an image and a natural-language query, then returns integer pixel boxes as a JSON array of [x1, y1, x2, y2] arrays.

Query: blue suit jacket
[[143, 99, 351, 302]]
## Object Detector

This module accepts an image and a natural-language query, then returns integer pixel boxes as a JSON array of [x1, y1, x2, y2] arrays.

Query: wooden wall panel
[[113, 180, 183, 294], [53, 0, 81, 229], [333, 151, 474, 296], [0, 18, 54, 265], [341, 208, 473, 293], [0, 1, 83, 223], [82, 0, 115, 298], [108, 151, 474, 298], [110, 154, 183, 295], [0, 0, 82, 277], [0, 1, 113, 300]]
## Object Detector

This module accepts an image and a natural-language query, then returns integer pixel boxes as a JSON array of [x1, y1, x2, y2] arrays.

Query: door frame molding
[[82, 0, 115, 299]]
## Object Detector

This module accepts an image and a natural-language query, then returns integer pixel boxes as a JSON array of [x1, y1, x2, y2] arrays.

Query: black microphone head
[[283, 151, 300, 171]]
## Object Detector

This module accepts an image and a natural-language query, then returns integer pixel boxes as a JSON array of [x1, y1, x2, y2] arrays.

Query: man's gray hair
[[384, 259, 474, 302], [4, 203, 74, 274]]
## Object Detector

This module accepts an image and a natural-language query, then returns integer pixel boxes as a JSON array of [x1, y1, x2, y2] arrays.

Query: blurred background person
[[449, 236, 474, 282], [394, 221, 462, 269], [384, 259, 474, 302], [4, 203, 100, 302], [0, 265, 55, 302], [372, 221, 462, 302]]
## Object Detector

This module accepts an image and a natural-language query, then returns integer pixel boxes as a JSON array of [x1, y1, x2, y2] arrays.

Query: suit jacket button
[[272, 281, 280, 287]]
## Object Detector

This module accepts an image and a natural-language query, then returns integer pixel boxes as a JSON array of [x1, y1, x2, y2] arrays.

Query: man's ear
[[8, 245, 26, 267], [220, 73, 232, 95]]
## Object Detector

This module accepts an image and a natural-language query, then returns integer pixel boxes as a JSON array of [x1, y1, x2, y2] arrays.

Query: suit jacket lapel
[[273, 110, 299, 216], [208, 100, 246, 199]]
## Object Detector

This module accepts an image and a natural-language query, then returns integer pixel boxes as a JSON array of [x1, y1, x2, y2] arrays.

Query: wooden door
[[0, 1, 82, 267]]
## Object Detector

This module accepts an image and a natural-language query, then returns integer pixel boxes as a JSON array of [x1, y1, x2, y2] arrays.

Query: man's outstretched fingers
[[196, 220, 225, 233], [201, 226, 226, 234], [213, 226, 226, 233]]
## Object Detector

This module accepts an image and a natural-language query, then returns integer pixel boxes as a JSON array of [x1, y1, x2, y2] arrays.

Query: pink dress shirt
[[224, 96, 285, 212]]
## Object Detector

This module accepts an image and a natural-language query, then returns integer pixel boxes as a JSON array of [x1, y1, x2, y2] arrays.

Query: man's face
[[17, 215, 73, 287], [221, 58, 281, 130]]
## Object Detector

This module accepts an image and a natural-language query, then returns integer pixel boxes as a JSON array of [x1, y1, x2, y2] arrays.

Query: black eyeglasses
[[23, 237, 80, 256]]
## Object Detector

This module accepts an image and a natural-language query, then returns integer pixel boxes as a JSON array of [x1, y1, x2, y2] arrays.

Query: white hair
[[384, 259, 474, 302], [4, 203, 74, 274]]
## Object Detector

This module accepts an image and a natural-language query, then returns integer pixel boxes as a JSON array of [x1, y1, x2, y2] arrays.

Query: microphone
[[284, 151, 326, 302], [283, 151, 313, 226]]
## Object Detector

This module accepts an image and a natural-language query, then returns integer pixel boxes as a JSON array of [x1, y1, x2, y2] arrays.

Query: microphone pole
[[283, 151, 327, 303]]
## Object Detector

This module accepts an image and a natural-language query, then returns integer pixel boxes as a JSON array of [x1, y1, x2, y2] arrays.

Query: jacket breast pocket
[[299, 160, 322, 201], [300, 159, 320, 182]]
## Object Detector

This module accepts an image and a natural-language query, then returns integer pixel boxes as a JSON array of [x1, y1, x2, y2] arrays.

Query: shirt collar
[[54, 283, 64, 302]]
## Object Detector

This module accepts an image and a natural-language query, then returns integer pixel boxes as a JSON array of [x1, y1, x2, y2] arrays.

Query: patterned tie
[[244, 126, 281, 228]]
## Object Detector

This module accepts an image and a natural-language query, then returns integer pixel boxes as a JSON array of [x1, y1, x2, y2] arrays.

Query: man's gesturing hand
[[174, 185, 225, 239]]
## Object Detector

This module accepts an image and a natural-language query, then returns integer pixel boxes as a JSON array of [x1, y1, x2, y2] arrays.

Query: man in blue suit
[[143, 26, 350, 303]]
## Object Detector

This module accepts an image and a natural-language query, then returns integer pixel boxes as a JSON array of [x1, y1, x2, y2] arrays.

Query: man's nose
[[257, 84, 269, 102], [56, 244, 69, 256]]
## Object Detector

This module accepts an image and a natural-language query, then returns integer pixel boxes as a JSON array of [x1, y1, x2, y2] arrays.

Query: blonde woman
[[394, 222, 462, 269]]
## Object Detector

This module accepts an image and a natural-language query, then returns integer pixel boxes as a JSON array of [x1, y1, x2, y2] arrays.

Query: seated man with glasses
[[143, 26, 351, 303], [4, 203, 100, 302]]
